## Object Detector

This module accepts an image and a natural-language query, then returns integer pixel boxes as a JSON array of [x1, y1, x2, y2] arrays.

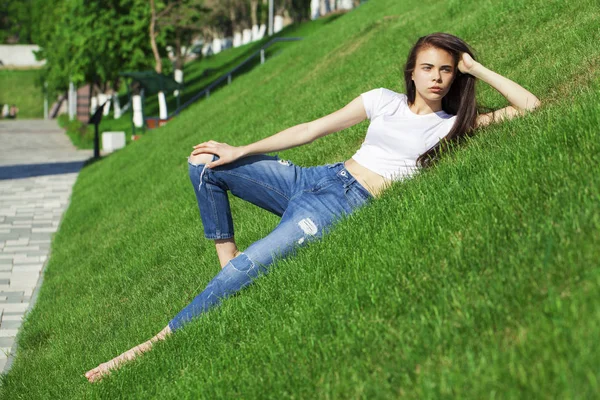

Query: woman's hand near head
[[458, 52, 541, 128], [191, 141, 244, 168], [457, 52, 480, 75]]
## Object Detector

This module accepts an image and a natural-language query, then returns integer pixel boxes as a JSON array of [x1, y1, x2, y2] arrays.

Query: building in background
[[0, 45, 45, 68]]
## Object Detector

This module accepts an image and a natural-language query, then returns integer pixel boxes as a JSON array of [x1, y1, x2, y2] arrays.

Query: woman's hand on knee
[[192, 141, 245, 168], [188, 152, 213, 165]]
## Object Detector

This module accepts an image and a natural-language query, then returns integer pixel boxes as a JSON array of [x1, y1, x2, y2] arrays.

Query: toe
[[85, 366, 103, 382]]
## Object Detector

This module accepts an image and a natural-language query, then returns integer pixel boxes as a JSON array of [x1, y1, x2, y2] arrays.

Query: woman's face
[[411, 46, 457, 104]]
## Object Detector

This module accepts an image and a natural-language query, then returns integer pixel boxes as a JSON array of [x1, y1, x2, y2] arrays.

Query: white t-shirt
[[352, 88, 457, 181]]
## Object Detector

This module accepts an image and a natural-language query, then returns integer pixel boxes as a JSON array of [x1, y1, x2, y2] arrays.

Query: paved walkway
[[0, 120, 92, 373]]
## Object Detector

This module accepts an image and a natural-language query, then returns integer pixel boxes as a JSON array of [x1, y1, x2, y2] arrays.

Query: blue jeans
[[168, 154, 374, 332]]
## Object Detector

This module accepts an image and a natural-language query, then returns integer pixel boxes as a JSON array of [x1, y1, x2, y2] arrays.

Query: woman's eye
[[423, 66, 431, 70]]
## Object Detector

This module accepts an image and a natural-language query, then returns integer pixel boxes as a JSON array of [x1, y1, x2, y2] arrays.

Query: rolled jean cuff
[[204, 233, 235, 240]]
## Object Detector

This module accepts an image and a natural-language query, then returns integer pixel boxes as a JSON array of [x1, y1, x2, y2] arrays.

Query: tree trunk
[[174, 35, 184, 71], [250, 0, 259, 40], [174, 35, 183, 97], [150, 0, 162, 74], [229, 7, 238, 37], [113, 93, 122, 119], [250, 0, 258, 27]]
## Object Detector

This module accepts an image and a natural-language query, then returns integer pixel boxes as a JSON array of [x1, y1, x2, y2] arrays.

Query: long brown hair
[[404, 33, 479, 167]]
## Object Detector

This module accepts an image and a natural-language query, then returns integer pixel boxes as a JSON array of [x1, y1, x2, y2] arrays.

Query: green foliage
[[34, 0, 161, 94], [57, 113, 95, 148], [0, 0, 34, 43], [159, 0, 210, 69]]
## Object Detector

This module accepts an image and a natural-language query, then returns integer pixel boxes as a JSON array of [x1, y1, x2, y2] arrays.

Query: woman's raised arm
[[458, 53, 541, 128], [191, 96, 367, 169]]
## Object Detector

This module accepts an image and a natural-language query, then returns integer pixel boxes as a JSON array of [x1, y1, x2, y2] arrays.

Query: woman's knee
[[189, 153, 214, 166]]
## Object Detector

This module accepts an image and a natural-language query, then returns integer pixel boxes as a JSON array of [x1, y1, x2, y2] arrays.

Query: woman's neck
[[409, 96, 443, 115]]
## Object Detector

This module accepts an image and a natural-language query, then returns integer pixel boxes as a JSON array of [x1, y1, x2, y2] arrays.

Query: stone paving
[[0, 120, 92, 373]]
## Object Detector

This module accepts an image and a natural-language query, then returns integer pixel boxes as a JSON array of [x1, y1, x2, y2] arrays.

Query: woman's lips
[[429, 87, 443, 93]]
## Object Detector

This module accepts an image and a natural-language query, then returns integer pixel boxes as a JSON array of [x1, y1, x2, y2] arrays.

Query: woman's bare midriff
[[343, 158, 393, 198]]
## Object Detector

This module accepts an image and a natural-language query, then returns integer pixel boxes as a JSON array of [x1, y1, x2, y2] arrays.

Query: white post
[[311, 0, 320, 19], [233, 32, 242, 48], [268, 0, 274, 36], [72, 85, 78, 118], [258, 24, 266, 40], [44, 82, 48, 119], [68, 81, 76, 120], [90, 96, 98, 115], [274, 15, 284, 33], [242, 29, 252, 45], [212, 37, 222, 54], [132, 94, 143, 127], [338, 0, 353, 9], [98, 93, 111, 116], [158, 91, 167, 120], [113, 94, 122, 119]]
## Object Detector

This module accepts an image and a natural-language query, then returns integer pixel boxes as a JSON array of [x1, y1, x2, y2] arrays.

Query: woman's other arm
[[191, 96, 367, 168], [458, 53, 541, 128]]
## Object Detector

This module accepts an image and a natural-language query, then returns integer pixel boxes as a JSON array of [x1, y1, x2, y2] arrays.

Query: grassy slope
[[0, 69, 44, 119], [1, 0, 599, 398]]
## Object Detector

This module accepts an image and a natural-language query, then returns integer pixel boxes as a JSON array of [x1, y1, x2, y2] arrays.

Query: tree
[[32, 0, 159, 121], [0, 0, 34, 44], [149, 0, 208, 118], [161, 0, 210, 75]]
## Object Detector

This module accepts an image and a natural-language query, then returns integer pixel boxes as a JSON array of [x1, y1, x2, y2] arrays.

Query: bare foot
[[84, 325, 172, 383]]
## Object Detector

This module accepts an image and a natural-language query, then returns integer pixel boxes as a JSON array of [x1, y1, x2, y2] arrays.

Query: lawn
[[0, 68, 44, 119], [0, 0, 599, 398]]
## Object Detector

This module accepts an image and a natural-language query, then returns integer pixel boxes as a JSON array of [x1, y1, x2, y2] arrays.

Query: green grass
[[0, 68, 44, 119], [1, 0, 599, 398]]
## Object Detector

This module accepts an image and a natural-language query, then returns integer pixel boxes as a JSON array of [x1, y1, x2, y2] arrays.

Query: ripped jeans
[[168, 154, 374, 332]]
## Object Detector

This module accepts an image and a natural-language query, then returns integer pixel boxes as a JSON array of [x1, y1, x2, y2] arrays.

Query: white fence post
[[268, 0, 274, 36], [132, 95, 143, 128], [68, 81, 77, 120], [44, 82, 48, 119]]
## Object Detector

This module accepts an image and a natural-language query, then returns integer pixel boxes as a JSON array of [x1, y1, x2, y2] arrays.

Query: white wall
[[338, 0, 354, 9], [0, 45, 45, 67]]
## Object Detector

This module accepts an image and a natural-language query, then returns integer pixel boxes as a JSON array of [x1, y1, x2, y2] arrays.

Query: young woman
[[85, 32, 540, 383]]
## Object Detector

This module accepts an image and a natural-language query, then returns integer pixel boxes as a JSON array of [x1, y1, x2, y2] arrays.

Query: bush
[[57, 113, 95, 149]]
